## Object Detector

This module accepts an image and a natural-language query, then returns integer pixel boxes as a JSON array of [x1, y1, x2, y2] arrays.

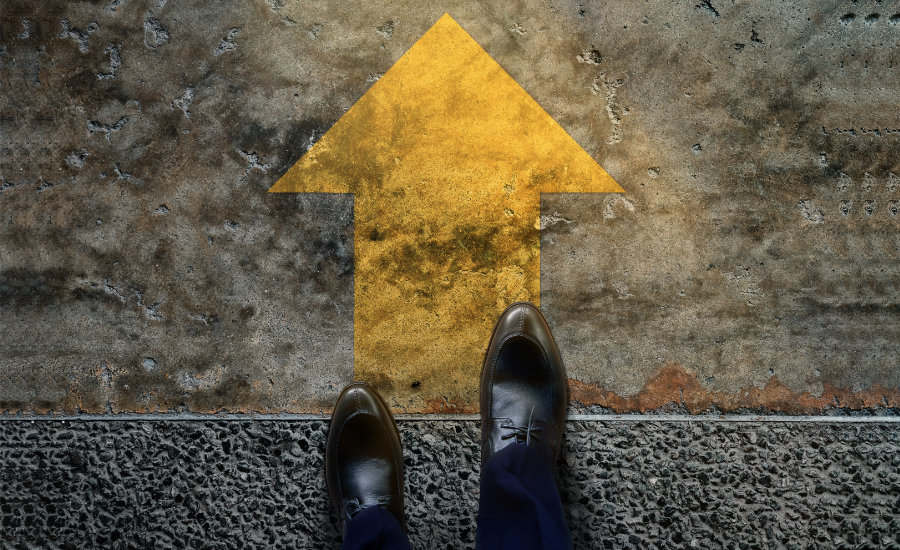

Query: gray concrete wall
[[1, 1, 898, 413]]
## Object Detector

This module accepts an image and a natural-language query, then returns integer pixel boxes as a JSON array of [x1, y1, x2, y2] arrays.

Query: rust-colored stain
[[566, 363, 900, 414], [270, 13, 622, 410], [422, 396, 479, 415], [413, 363, 900, 415], [23, 361, 898, 415]]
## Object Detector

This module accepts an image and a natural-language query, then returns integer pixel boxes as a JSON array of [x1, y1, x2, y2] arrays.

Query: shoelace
[[499, 406, 543, 445], [343, 495, 394, 520]]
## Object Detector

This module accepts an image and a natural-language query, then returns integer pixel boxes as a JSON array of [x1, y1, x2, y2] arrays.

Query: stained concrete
[[1, 1, 898, 413], [2, 418, 899, 549]]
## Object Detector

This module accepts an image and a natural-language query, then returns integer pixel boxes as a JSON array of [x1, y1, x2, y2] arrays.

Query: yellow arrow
[[270, 13, 623, 411]]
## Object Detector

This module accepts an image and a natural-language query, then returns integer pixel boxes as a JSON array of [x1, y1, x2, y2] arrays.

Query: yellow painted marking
[[271, 14, 623, 410]]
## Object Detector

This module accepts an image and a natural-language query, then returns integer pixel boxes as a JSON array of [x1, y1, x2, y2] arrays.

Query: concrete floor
[[1, 1, 898, 413]]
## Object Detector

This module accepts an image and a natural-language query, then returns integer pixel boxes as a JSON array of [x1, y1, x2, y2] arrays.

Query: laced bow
[[499, 406, 543, 446], [343, 495, 394, 520]]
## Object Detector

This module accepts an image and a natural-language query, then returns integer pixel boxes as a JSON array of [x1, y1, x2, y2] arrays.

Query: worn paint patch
[[270, 13, 623, 410]]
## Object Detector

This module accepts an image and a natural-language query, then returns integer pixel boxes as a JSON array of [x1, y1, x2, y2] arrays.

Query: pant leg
[[476, 443, 572, 550], [341, 506, 412, 550]]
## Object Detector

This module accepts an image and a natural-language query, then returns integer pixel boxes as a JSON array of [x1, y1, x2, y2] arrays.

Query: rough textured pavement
[[1, 418, 898, 549], [1, 1, 898, 413]]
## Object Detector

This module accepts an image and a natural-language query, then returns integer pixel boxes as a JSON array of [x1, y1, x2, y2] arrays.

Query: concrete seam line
[[0, 414, 898, 423]]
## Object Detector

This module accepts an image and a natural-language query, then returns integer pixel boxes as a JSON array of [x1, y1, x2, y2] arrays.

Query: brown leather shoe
[[480, 302, 568, 469], [326, 382, 405, 534]]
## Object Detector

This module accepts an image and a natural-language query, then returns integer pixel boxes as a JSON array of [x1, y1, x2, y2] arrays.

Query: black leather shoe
[[326, 382, 405, 534], [481, 301, 567, 469]]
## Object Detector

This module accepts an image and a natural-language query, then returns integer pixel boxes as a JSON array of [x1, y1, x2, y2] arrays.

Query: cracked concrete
[[0, 1, 898, 413]]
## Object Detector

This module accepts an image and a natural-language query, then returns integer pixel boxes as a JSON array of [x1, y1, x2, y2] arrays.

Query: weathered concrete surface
[[2, 418, 898, 549], [1, 1, 898, 413]]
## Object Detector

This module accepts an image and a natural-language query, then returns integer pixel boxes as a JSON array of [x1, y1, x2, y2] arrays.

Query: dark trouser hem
[[476, 443, 572, 550], [341, 506, 412, 550], [341, 443, 570, 550]]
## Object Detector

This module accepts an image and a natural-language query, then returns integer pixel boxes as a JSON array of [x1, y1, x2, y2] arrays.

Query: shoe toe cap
[[336, 383, 391, 418]]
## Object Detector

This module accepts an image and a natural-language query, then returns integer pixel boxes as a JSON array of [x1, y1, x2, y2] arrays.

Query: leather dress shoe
[[326, 382, 405, 533], [481, 301, 567, 469]]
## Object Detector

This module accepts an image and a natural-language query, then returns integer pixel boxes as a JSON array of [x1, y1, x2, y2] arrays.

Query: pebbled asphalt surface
[[1, 418, 898, 549]]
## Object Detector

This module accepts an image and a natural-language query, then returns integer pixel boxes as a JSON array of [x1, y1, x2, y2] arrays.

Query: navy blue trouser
[[341, 444, 571, 550]]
